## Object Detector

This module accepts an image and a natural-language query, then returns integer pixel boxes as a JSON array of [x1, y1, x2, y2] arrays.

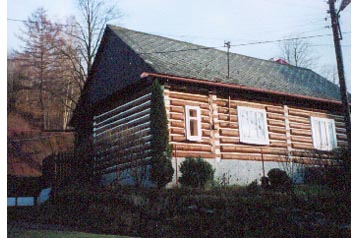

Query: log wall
[[166, 85, 347, 163], [93, 89, 152, 175]]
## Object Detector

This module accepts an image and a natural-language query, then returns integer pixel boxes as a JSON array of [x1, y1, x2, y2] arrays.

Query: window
[[237, 106, 269, 145], [311, 117, 337, 151], [185, 105, 202, 141]]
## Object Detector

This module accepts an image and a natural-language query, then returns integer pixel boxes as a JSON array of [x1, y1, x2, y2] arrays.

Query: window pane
[[189, 109, 197, 117], [190, 119, 198, 136]]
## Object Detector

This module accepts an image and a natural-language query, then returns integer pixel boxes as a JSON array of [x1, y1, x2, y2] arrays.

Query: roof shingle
[[108, 25, 342, 101]]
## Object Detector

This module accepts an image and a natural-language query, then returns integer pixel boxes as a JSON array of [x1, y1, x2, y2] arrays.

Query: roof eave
[[140, 72, 342, 106]]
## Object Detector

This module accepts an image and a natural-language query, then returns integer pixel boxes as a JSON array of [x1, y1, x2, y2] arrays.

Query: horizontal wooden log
[[268, 126, 286, 134], [335, 127, 347, 134], [291, 135, 312, 143], [171, 121, 184, 128], [202, 116, 211, 123], [266, 113, 285, 121], [265, 106, 284, 114], [95, 93, 151, 121], [218, 114, 238, 122], [221, 153, 283, 162], [291, 143, 313, 150], [170, 128, 185, 135], [289, 122, 311, 130], [288, 116, 310, 124], [170, 135, 211, 144], [221, 146, 287, 155], [267, 119, 285, 127], [170, 113, 184, 120], [170, 120, 211, 130], [174, 151, 216, 159], [219, 122, 238, 129], [269, 141, 287, 148], [220, 138, 240, 144], [202, 130, 211, 137], [269, 133, 287, 141], [337, 134, 347, 140], [170, 99, 209, 109], [220, 129, 239, 137], [290, 129, 312, 137], [170, 106, 184, 114], [218, 107, 229, 114], [173, 144, 212, 152], [337, 141, 348, 147], [169, 92, 208, 103], [288, 109, 310, 118]]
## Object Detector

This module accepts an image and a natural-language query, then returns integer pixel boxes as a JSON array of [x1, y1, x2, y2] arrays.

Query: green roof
[[108, 25, 342, 101]]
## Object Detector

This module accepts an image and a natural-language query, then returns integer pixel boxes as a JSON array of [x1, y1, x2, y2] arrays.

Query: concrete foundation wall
[[101, 158, 304, 188], [170, 157, 304, 187]]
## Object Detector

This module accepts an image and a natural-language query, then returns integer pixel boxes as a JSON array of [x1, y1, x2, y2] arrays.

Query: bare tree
[[72, 0, 122, 78], [17, 8, 64, 130], [319, 64, 339, 85], [279, 37, 318, 69], [55, 0, 122, 128], [7, 58, 27, 115]]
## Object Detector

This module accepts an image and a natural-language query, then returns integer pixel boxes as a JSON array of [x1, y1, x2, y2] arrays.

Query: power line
[[230, 32, 350, 47], [137, 32, 350, 54], [7, 18, 75, 27]]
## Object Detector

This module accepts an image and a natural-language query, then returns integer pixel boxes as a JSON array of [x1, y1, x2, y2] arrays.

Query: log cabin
[[71, 25, 348, 186]]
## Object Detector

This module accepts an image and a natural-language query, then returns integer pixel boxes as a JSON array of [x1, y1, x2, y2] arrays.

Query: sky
[[7, 0, 351, 91]]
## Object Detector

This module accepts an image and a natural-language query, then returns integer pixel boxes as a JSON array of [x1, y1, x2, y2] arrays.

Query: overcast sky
[[7, 0, 351, 91]]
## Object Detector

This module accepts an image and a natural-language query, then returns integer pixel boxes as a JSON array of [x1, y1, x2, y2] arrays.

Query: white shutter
[[311, 117, 337, 151], [238, 106, 269, 145]]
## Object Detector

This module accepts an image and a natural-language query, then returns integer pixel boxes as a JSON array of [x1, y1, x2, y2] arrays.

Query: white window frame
[[237, 106, 269, 145], [310, 117, 337, 151], [185, 105, 202, 141]]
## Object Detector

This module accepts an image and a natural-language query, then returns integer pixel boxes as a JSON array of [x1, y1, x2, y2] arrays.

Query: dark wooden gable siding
[[86, 28, 154, 105]]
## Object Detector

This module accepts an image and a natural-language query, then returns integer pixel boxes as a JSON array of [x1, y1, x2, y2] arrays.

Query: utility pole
[[224, 41, 231, 79], [328, 0, 351, 149]]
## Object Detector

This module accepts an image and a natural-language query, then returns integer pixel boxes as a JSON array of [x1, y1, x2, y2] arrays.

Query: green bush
[[179, 157, 215, 188], [149, 79, 174, 188], [246, 180, 259, 193], [326, 148, 350, 193], [267, 168, 292, 191], [304, 166, 326, 185]]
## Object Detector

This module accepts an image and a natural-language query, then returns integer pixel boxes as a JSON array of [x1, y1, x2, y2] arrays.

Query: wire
[[230, 32, 350, 47], [137, 32, 351, 54], [7, 18, 74, 27]]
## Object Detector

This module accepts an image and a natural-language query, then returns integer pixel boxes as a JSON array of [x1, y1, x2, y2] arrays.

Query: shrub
[[267, 168, 292, 191], [326, 148, 350, 192], [304, 166, 326, 185], [179, 157, 215, 188], [149, 79, 174, 188], [247, 180, 259, 193]]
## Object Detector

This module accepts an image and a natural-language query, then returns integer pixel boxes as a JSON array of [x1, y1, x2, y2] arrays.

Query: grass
[[7, 227, 136, 238]]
